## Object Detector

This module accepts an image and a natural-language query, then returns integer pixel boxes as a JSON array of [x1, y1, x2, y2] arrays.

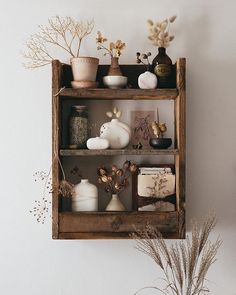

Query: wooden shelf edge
[[60, 149, 179, 156], [60, 88, 178, 100]]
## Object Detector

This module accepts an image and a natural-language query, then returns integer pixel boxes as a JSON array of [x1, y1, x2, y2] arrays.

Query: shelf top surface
[[60, 148, 179, 156], [58, 88, 178, 100]]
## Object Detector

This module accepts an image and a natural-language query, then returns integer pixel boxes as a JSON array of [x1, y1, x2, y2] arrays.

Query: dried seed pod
[[141, 54, 148, 59], [97, 177, 102, 184], [136, 52, 141, 56], [116, 111, 122, 118], [106, 111, 113, 118], [107, 176, 113, 182], [147, 19, 154, 26], [111, 164, 118, 172], [98, 168, 107, 175], [129, 164, 137, 173], [114, 182, 121, 190], [169, 15, 177, 23], [113, 106, 118, 114], [101, 175, 108, 183], [123, 160, 131, 169], [116, 169, 124, 176]]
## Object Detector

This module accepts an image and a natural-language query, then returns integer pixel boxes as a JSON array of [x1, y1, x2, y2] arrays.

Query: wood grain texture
[[52, 60, 62, 239], [175, 58, 186, 238], [60, 149, 179, 156], [59, 211, 178, 234], [60, 88, 178, 100]]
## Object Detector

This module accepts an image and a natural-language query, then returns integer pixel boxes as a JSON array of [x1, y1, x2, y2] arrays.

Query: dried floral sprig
[[136, 52, 152, 70], [147, 15, 177, 48], [96, 31, 125, 58], [97, 161, 137, 195], [132, 214, 222, 295], [23, 16, 94, 68], [151, 107, 167, 138], [106, 106, 122, 119]]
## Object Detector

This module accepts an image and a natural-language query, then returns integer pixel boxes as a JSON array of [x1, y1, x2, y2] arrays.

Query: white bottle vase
[[106, 194, 126, 211], [100, 118, 131, 149], [72, 179, 98, 212]]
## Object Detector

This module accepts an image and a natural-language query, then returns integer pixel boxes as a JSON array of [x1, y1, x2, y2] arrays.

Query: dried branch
[[23, 16, 94, 68]]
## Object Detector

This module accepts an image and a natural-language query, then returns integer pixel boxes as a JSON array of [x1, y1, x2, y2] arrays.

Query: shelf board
[[58, 211, 179, 239], [60, 148, 179, 156], [59, 88, 178, 100]]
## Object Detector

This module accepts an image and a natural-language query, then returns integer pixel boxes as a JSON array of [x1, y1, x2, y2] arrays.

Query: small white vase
[[71, 57, 99, 82], [106, 194, 126, 211], [72, 179, 98, 212], [138, 71, 158, 89], [100, 118, 131, 149]]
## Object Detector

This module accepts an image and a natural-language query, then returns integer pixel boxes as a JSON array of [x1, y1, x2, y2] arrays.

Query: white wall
[[0, 0, 236, 294]]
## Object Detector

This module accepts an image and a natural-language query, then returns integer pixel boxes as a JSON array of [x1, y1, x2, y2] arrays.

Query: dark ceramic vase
[[149, 138, 172, 149]]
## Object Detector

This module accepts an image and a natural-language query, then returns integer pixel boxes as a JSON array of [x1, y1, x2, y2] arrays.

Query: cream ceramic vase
[[71, 57, 99, 82], [100, 118, 131, 149], [72, 179, 98, 212], [106, 194, 126, 211]]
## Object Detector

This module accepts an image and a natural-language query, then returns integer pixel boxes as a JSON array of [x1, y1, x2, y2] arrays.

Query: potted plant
[[96, 31, 127, 88], [23, 16, 99, 88]]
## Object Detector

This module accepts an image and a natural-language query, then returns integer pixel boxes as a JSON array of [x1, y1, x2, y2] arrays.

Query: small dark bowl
[[149, 138, 172, 149]]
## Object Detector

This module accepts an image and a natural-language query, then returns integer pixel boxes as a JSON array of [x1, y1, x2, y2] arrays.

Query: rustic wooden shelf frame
[[52, 60, 186, 240]]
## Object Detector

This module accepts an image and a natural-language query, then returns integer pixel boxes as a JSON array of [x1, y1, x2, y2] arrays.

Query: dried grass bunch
[[147, 15, 177, 48], [96, 31, 126, 58], [97, 161, 137, 195], [23, 16, 94, 68], [132, 215, 222, 295]]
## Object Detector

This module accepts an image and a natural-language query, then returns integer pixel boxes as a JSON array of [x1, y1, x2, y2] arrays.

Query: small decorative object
[[149, 108, 172, 149], [86, 137, 109, 150], [130, 110, 155, 147], [132, 215, 222, 295], [96, 31, 127, 88], [69, 105, 88, 149], [147, 15, 177, 88], [72, 179, 98, 212], [97, 161, 137, 211], [100, 107, 131, 149], [134, 166, 175, 211], [23, 16, 99, 88], [136, 52, 158, 89]]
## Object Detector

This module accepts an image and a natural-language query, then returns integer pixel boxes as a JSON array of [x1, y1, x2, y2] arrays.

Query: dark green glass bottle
[[152, 47, 172, 88]]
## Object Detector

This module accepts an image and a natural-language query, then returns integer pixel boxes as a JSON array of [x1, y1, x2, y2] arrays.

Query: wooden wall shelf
[[52, 59, 186, 240]]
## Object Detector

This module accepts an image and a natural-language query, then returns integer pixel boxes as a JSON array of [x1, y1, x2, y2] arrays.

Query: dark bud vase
[[152, 47, 173, 88]]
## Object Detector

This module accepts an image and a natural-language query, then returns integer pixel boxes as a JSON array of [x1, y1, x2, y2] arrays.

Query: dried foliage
[[147, 15, 177, 48], [96, 31, 126, 58], [132, 215, 222, 295], [97, 161, 137, 195], [106, 106, 122, 119], [23, 16, 94, 68], [136, 52, 152, 70]]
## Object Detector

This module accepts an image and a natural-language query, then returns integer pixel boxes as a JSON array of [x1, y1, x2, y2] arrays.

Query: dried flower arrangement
[[23, 16, 94, 68], [147, 15, 177, 48], [136, 52, 152, 70], [97, 161, 137, 195], [96, 31, 126, 58], [151, 108, 167, 138], [106, 106, 122, 119], [132, 214, 222, 295]]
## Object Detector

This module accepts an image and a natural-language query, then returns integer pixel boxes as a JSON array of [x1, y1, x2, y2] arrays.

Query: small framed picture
[[132, 164, 176, 212], [130, 110, 155, 147]]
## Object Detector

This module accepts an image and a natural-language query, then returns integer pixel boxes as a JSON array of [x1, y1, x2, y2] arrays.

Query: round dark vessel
[[149, 138, 172, 149]]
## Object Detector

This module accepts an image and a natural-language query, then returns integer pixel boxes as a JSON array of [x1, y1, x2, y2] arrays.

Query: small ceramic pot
[[138, 71, 158, 89], [106, 194, 126, 211], [103, 76, 128, 89], [149, 138, 172, 149], [71, 57, 99, 82], [86, 137, 109, 150], [100, 118, 131, 149]]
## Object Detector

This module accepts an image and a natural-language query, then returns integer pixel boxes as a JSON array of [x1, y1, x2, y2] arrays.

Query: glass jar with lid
[[69, 105, 88, 148]]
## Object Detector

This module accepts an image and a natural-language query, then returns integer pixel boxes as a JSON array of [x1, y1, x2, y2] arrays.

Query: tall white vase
[[72, 179, 98, 212], [100, 118, 131, 149], [106, 194, 126, 211]]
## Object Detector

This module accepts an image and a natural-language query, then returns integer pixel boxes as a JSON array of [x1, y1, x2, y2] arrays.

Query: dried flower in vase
[[132, 214, 222, 295], [96, 31, 126, 58], [23, 16, 94, 68], [147, 15, 177, 48], [151, 107, 167, 138], [97, 161, 137, 195], [136, 52, 152, 70], [106, 106, 122, 119]]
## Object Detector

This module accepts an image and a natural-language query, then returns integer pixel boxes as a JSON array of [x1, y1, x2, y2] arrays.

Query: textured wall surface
[[0, 0, 236, 294]]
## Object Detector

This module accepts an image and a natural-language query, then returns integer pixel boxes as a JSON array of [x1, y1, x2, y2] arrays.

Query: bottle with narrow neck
[[152, 47, 172, 88]]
